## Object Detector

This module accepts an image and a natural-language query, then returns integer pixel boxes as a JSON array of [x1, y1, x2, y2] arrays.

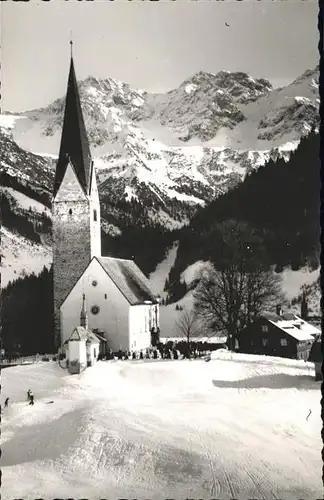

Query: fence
[[0, 354, 56, 367]]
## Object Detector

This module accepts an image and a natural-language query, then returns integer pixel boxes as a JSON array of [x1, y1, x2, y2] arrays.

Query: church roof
[[53, 55, 92, 197], [96, 257, 160, 305], [61, 256, 160, 308]]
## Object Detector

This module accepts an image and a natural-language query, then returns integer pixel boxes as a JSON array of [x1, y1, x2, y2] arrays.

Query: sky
[[1, 1, 319, 113]]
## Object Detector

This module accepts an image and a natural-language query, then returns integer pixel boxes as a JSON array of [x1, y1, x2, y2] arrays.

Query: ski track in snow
[[0, 353, 322, 500]]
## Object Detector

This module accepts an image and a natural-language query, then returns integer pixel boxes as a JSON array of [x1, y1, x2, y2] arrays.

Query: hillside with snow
[[149, 254, 321, 340], [1, 226, 52, 287], [1, 356, 321, 499]]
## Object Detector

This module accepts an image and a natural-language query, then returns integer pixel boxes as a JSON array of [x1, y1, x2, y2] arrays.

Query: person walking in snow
[[29, 394, 34, 405], [27, 389, 31, 401], [4, 397, 9, 408]]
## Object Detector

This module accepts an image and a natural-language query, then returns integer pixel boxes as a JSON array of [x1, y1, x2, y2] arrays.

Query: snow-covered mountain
[[1, 66, 318, 229], [0, 66, 319, 284]]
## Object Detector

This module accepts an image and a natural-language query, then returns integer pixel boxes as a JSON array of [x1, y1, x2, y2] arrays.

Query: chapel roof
[[69, 326, 101, 344]]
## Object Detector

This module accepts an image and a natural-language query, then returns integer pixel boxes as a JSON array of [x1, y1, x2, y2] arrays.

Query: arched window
[[69, 209, 72, 215]]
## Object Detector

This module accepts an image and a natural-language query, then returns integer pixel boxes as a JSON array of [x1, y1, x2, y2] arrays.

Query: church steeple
[[53, 47, 92, 198], [80, 293, 88, 329], [52, 45, 101, 351]]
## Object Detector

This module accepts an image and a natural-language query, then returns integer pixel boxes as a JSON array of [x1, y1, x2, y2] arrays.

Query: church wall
[[61, 259, 130, 351], [129, 304, 151, 351]]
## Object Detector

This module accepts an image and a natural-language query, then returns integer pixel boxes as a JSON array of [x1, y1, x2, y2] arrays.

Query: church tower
[[52, 45, 101, 349]]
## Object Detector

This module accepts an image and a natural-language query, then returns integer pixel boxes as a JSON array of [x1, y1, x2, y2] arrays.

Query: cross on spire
[[70, 39, 73, 58]]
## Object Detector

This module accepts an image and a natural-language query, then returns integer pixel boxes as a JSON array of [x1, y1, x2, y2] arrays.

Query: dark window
[[69, 209, 72, 215], [261, 338, 268, 347], [91, 305, 100, 315], [94, 209, 97, 221]]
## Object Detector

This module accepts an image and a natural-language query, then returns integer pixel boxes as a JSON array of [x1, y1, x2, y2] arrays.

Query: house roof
[[96, 256, 160, 305], [262, 313, 318, 342], [53, 56, 92, 197]]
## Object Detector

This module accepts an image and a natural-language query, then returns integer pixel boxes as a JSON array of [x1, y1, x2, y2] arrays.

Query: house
[[51, 46, 160, 355], [237, 311, 319, 360], [60, 256, 160, 353]]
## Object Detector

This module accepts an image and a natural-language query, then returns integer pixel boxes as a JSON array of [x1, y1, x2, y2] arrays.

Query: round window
[[91, 305, 100, 315], [92, 280, 98, 287]]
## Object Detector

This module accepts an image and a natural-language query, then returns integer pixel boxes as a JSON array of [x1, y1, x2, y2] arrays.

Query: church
[[52, 47, 160, 356]]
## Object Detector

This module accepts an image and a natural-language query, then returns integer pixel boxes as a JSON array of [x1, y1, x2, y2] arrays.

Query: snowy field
[[1, 352, 322, 500]]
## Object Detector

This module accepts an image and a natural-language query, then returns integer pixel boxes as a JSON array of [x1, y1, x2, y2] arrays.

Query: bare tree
[[193, 220, 283, 350], [176, 308, 198, 357]]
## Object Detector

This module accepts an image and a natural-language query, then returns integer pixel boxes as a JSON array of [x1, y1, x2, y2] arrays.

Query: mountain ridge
[[0, 66, 319, 286], [1, 66, 318, 231]]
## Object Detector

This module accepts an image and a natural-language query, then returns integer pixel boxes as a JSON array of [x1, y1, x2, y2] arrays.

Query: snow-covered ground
[[1, 227, 52, 287], [1, 354, 321, 499], [149, 243, 179, 299]]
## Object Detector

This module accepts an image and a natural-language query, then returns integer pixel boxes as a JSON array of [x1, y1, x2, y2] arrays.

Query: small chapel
[[52, 45, 160, 361]]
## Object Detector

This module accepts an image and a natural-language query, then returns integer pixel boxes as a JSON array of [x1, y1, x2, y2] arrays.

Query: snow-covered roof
[[96, 256, 159, 306], [262, 313, 319, 342]]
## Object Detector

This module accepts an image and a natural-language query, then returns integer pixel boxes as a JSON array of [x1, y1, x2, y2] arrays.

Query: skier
[[4, 397, 9, 408], [27, 389, 32, 401], [29, 394, 34, 405]]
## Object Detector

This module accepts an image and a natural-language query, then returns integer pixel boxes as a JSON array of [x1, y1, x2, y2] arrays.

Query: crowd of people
[[101, 341, 212, 362]]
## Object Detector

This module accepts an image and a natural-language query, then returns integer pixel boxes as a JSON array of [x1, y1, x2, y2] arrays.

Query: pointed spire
[[53, 45, 92, 197], [80, 293, 88, 329]]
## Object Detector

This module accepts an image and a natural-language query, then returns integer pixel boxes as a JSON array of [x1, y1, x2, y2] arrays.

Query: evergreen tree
[[166, 130, 320, 302], [2, 266, 54, 355]]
